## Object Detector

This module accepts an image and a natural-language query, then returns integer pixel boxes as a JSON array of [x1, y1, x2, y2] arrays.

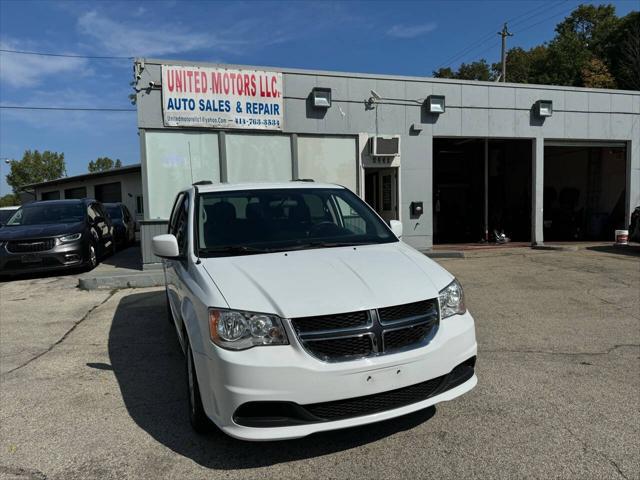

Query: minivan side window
[[168, 193, 185, 235], [174, 195, 190, 256]]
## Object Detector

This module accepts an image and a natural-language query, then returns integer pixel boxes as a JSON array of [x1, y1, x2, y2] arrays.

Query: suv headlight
[[209, 309, 289, 350], [59, 233, 82, 243], [438, 279, 466, 319]]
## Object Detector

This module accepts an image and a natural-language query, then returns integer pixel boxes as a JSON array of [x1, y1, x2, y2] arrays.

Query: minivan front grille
[[6, 238, 56, 253], [290, 299, 439, 362]]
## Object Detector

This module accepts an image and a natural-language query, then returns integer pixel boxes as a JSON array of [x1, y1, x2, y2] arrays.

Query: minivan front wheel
[[186, 343, 211, 433], [85, 243, 98, 271]]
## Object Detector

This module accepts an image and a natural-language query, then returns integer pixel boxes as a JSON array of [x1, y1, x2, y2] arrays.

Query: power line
[[434, 1, 551, 69], [435, 0, 573, 70], [0, 48, 132, 60], [0, 105, 135, 112], [515, 2, 581, 36]]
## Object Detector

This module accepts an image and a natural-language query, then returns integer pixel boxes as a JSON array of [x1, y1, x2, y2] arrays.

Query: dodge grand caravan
[[153, 182, 477, 441]]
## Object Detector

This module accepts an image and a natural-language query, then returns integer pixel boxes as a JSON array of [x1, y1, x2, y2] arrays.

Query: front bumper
[[0, 241, 85, 275], [194, 310, 477, 441]]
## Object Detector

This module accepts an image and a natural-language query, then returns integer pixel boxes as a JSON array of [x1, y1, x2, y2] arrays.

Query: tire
[[85, 243, 98, 272], [186, 342, 212, 433]]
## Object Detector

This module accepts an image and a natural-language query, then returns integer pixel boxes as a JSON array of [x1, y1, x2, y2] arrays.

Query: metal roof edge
[[134, 58, 640, 96], [22, 164, 142, 190]]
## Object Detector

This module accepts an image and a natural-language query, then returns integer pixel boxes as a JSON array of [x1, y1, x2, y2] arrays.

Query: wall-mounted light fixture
[[534, 99, 553, 117], [311, 87, 332, 109], [425, 95, 446, 114]]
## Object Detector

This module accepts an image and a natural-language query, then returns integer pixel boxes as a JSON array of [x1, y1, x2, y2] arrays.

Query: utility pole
[[497, 22, 514, 82]]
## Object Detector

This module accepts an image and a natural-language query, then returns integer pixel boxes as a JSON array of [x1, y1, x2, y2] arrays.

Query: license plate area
[[21, 254, 43, 264]]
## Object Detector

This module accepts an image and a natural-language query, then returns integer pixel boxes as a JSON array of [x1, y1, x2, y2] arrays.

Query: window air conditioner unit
[[370, 135, 400, 157]]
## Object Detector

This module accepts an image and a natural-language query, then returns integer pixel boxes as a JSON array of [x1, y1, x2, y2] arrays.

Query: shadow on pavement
[[99, 244, 142, 270], [108, 290, 436, 469], [586, 245, 640, 257]]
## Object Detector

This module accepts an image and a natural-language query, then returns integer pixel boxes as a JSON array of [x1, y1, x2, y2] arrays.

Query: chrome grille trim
[[290, 299, 439, 362]]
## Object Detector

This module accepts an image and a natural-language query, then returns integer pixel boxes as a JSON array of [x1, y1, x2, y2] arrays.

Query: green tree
[[6, 150, 66, 193], [88, 157, 122, 173], [433, 60, 493, 81], [456, 60, 493, 81], [543, 4, 620, 86], [0, 193, 20, 207], [432, 67, 456, 79], [609, 11, 640, 90]]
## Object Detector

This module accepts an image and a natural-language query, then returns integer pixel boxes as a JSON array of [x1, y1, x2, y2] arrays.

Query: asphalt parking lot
[[0, 247, 638, 480]]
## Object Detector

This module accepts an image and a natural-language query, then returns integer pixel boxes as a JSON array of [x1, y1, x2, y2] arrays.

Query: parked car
[[0, 206, 19, 226], [153, 182, 477, 441], [0, 199, 115, 275], [104, 203, 136, 248]]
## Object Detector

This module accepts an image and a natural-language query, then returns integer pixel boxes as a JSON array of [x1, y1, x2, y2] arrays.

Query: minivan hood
[[0, 222, 84, 241], [201, 242, 453, 319]]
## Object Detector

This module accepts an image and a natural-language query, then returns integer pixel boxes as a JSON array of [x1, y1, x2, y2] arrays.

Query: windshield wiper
[[199, 245, 271, 256], [287, 241, 369, 250]]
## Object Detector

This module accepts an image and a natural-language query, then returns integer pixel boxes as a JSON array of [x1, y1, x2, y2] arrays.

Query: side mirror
[[390, 220, 403, 239], [152, 234, 180, 259]]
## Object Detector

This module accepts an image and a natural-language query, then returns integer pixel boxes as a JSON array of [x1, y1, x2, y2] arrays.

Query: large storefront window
[[297, 136, 358, 193], [226, 134, 292, 183], [145, 131, 220, 219]]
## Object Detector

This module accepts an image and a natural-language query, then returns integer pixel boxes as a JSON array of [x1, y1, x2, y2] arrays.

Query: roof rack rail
[[293, 178, 315, 182], [193, 180, 213, 186]]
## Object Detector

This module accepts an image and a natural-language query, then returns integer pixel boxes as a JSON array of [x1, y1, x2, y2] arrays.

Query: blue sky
[[0, 0, 637, 196]]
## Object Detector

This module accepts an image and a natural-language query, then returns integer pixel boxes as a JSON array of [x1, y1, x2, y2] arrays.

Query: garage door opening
[[433, 138, 531, 244], [544, 144, 626, 241]]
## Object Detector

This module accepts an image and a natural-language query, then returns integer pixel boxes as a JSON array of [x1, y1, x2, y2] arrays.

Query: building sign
[[161, 65, 283, 130]]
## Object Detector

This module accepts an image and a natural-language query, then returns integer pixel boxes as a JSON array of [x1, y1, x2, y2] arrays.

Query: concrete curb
[[78, 271, 164, 290], [423, 250, 466, 259], [531, 244, 580, 252]]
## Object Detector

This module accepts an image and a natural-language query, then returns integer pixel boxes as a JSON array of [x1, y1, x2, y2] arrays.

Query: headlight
[[209, 309, 289, 350], [59, 233, 82, 243], [438, 279, 466, 319]]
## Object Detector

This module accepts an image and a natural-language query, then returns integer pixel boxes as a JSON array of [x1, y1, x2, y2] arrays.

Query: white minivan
[[153, 181, 477, 441]]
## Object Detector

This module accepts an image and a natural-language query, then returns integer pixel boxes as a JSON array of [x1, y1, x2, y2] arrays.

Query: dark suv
[[0, 199, 115, 276], [104, 203, 136, 248]]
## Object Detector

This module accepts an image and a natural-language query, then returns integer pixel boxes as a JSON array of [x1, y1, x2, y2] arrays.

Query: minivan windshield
[[6, 203, 85, 226], [196, 187, 397, 256]]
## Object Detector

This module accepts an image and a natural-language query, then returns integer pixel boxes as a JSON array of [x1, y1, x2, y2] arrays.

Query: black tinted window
[[0, 210, 16, 224], [7, 203, 84, 226], [197, 188, 396, 255], [175, 195, 189, 255], [105, 205, 122, 219]]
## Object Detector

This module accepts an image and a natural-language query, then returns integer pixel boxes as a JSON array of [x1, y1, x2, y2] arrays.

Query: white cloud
[[0, 39, 88, 87], [386, 22, 437, 39], [77, 10, 250, 57]]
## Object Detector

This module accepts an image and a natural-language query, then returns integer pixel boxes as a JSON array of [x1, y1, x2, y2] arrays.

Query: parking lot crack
[[560, 425, 629, 479], [480, 344, 640, 357], [3, 291, 117, 376], [0, 464, 47, 480]]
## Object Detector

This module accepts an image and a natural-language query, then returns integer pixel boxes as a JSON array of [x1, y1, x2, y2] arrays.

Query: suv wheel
[[186, 343, 211, 433], [86, 244, 98, 271]]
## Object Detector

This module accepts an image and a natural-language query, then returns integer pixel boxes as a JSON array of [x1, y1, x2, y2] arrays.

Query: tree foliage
[[88, 157, 122, 173], [433, 4, 638, 90], [0, 194, 20, 207], [581, 57, 616, 88], [6, 150, 66, 193]]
